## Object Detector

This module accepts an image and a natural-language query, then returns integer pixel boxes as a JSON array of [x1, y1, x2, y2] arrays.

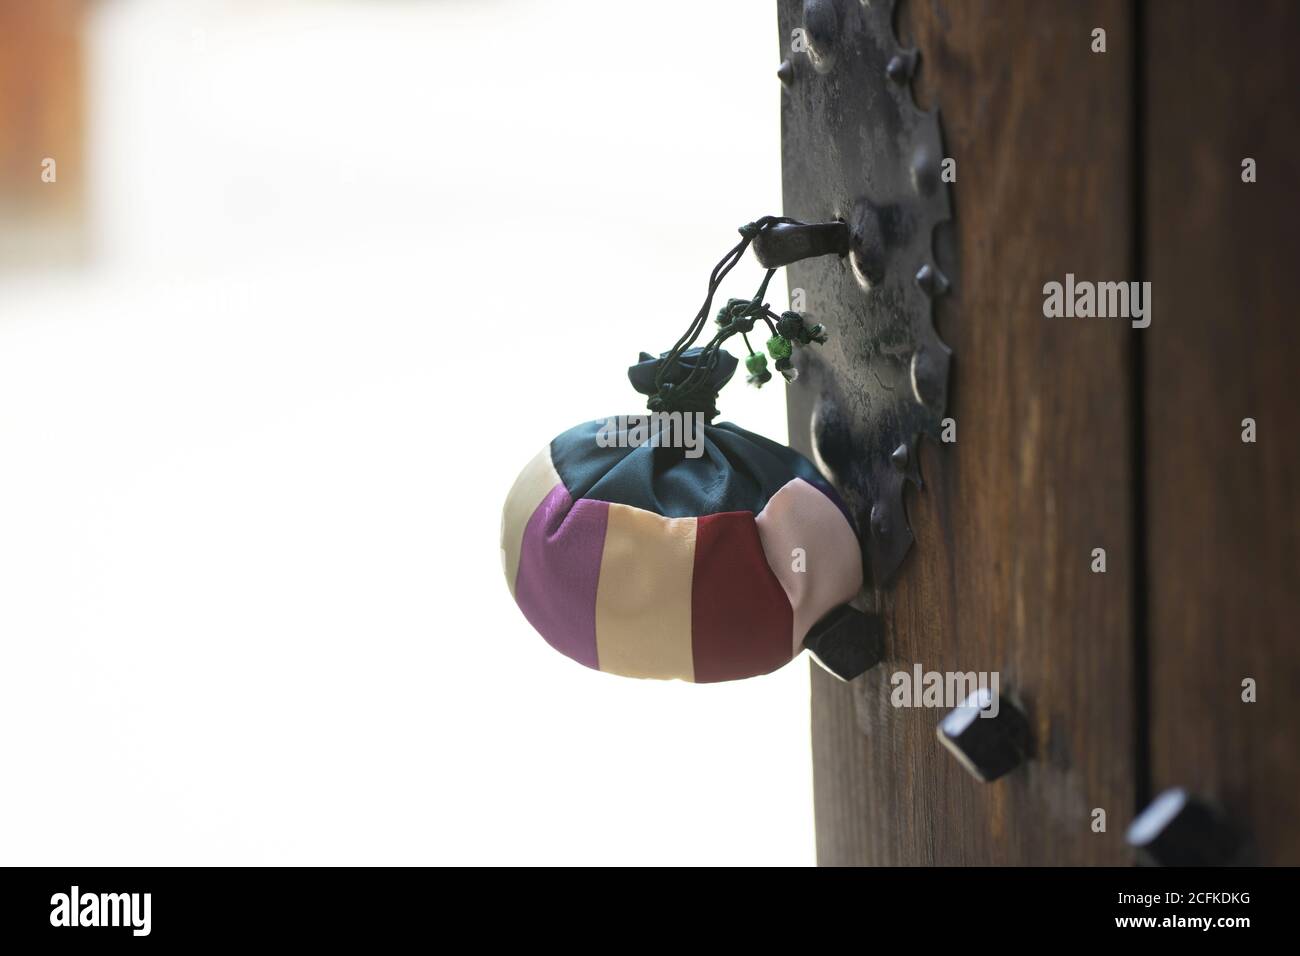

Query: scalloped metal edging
[[778, 0, 953, 588]]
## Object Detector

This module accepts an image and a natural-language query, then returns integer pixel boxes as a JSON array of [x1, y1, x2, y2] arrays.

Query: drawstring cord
[[649, 217, 829, 419]]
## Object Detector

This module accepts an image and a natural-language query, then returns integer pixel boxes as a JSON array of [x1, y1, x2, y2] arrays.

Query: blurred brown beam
[[0, 0, 87, 266]]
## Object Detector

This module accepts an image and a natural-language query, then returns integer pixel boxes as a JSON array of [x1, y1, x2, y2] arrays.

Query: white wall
[[0, 0, 814, 865]]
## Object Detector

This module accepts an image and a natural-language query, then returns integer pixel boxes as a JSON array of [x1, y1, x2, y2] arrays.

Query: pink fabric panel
[[754, 478, 863, 654]]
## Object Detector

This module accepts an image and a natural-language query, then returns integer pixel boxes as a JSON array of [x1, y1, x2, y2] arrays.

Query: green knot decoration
[[776, 311, 829, 345], [745, 351, 772, 387], [766, 335, 793, 361]]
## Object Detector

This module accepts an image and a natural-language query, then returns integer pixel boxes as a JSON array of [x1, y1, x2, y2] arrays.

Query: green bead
[[766, 335, 793, 360], [745, 352, 768, 375]]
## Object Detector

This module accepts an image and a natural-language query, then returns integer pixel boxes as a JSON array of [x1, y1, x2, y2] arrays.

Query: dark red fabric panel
[[691, 511, 794, 683]]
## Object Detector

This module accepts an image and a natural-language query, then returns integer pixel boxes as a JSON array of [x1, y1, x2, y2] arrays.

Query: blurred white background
[[0, 0, 812, 865]]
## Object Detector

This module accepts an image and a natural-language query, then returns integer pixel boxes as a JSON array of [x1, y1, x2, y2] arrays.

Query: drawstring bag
[[500, 219, 868, 683]]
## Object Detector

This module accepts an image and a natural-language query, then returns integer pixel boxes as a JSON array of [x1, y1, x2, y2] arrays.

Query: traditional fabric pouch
[[501, 219, 874, 683]]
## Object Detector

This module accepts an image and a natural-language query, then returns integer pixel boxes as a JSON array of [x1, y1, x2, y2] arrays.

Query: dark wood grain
[[784, 0, 1138, 864], [1144, 0, 1300, 865]]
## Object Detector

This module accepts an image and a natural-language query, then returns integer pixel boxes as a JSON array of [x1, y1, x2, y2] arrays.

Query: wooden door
[[782, 0, 1299, 865]]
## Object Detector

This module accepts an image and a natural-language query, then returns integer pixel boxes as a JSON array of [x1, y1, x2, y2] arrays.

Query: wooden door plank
[[785, 0, 1138, 864], [1144, 0, 1300, 865]]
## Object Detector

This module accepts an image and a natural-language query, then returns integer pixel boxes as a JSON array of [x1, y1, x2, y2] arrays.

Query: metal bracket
[[802, 604, 885, 681], [778, 0, 953, 588]]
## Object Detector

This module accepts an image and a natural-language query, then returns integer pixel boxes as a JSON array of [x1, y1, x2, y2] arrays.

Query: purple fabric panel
[[514, 484, 608, 671]]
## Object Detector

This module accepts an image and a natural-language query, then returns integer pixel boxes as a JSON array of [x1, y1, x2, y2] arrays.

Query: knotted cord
[[648, 217, 828, 419]]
